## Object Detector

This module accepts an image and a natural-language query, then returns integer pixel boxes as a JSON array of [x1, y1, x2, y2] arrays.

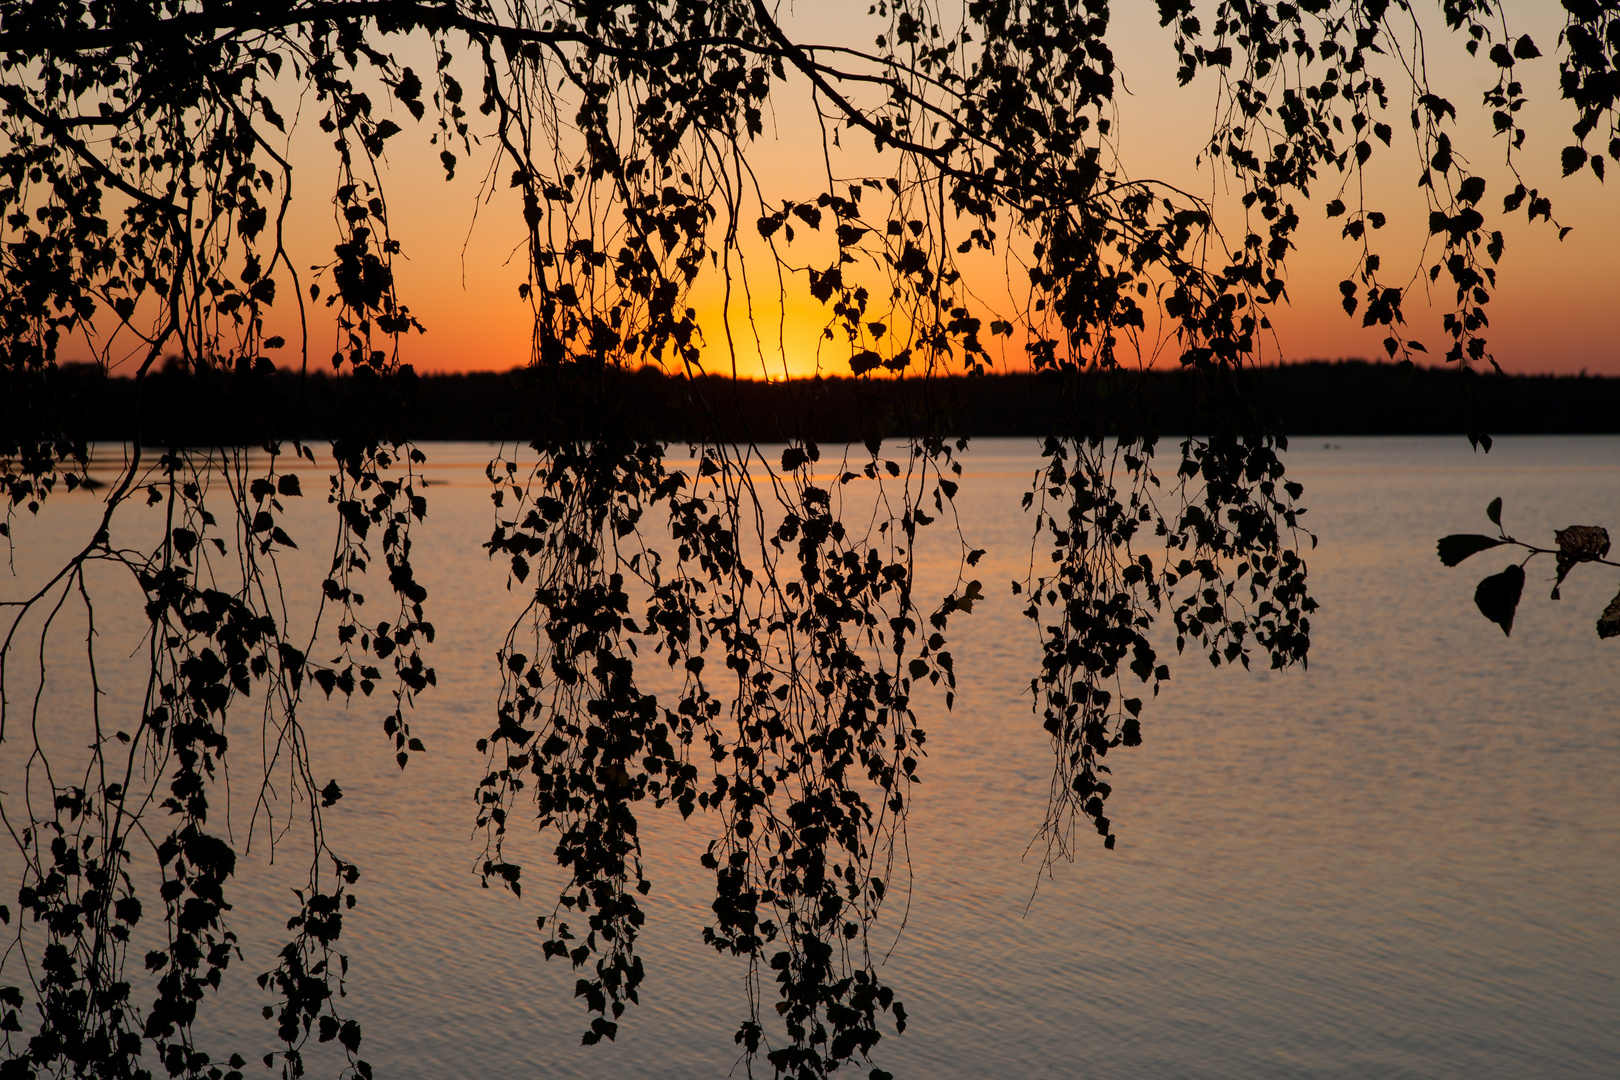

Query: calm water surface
[[3, 436, 1617, 1079]]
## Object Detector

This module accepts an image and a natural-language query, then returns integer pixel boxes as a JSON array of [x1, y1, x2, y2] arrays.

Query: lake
[[3, 436, 1617, 1079]]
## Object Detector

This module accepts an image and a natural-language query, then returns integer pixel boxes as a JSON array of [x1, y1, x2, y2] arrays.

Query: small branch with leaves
[[1437, 497, 1620, 638]]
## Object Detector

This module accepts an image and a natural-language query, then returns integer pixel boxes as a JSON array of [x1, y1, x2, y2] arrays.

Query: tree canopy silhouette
[[1, 1, 1615, 1078]]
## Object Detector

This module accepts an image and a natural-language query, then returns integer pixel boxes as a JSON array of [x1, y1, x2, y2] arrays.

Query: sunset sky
[[191, 4, 1617, 379]]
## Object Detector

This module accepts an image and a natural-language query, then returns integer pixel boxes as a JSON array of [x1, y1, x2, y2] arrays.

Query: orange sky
[[125, 4, 1618, 379]]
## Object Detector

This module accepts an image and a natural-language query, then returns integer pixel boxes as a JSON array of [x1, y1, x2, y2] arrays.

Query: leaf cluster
[[1437, 496, 1619, 637]]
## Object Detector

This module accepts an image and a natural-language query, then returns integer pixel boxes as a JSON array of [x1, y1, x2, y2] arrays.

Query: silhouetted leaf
[[1437, 534, 1504, 566], [1486, 497, 1502, 525], [1553, 525, 1613, 598], [1474, 564, 1525, 636], [1598, 588, 1620, 640], [1555, 525, 1610, 562], [114, 896, 140, 924]]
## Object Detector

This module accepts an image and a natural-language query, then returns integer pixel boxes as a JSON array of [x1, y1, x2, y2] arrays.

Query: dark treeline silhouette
[[27, 359, 1620, 447]]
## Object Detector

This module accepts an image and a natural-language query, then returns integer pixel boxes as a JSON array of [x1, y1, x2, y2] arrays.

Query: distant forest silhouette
[[32, 360, 1620, 446]]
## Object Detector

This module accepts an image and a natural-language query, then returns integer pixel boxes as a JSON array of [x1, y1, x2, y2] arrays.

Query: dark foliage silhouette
[[1438, 497, 1619, 638], [2, 2, 1615, 1078]]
